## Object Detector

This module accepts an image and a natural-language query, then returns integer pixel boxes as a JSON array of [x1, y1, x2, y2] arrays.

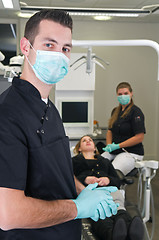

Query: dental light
[[72, 39, 159, 80]]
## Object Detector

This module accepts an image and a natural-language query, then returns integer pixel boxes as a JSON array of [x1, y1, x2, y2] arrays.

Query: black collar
[[12, 77, 41, 100]]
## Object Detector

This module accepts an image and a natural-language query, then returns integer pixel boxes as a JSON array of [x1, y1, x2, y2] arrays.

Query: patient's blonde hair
[[108, 82, 134, 129], [73, 135, 99, 156]]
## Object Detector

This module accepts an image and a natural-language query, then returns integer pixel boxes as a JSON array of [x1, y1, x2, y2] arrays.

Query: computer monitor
[[57, 98, 93, 128]]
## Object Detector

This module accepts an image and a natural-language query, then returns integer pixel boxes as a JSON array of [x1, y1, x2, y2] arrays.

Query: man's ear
[[20, 37, 30, 56]]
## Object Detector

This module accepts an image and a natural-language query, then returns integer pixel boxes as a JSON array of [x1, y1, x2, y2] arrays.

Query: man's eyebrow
[[43, 38, 57, 43], [65, 43, 72, 48], [43, 38, 72, 48]]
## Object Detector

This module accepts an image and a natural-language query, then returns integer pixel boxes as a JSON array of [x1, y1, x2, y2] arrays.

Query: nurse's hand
[[103, 142, 120, 153], [72, 183, 118, 221]]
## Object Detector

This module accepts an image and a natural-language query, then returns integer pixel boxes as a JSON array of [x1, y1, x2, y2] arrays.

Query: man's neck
[[21, 63, 53, 99]]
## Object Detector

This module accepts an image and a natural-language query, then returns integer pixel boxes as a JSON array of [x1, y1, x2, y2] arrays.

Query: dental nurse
[[102, 82, 146, 175]]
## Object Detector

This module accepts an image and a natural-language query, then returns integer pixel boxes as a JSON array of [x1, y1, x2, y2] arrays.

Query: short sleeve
[[0, 108, 28, 190], [131, 107, 146, 135]]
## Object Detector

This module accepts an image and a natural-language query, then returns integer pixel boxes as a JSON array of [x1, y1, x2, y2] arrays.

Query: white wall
[[18, 18, 159, 160], [71, 20, 159, 160]]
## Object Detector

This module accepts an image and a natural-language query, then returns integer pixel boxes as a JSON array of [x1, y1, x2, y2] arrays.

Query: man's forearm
[[74, 176, 85, 195], [0, 188, 77, 231]]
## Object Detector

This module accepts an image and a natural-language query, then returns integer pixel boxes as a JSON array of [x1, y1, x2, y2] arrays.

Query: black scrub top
[[72, 154, 121, 189], [0, 77, 81, 240], [109, 105, 146, 155]]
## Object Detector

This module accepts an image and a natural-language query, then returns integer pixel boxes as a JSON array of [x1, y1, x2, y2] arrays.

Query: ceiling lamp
[[20, 6, 151, 18], [93, 16, 112, 21]]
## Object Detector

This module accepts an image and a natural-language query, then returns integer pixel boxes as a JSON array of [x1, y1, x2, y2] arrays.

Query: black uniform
[[110, 105, 146, 155], [0, 77, 81, 240], [72, 154, 121, 189], [72, 154, 133, 240]]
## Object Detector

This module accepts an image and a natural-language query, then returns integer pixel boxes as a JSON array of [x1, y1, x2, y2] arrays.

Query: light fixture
[[10, 24, 16, 38], [20, 6, 151, 18], [17, 11, 34, 18], [20, 1, 28, 6], [65, 0, 85, 2], [2, 0, 13, 8], [69, 12, 140, 17], [93, 16, 112, 21]]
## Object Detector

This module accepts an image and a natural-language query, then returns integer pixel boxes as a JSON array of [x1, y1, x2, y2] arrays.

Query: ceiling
[[0, 0, 159, 60], [18, 0, 159, 10], [1, 0, 159, 23]]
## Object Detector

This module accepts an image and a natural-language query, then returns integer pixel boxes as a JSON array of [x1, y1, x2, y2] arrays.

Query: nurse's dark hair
[[108, 82, 134, 128], [24, 9, 73, 45], [73, 135, 99, 156]]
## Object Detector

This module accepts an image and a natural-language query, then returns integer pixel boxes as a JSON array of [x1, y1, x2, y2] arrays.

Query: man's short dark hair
[[24, 9, 73, 44]]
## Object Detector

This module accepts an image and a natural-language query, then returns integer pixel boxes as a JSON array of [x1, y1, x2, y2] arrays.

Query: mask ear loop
[[25, 41, 37, 68], [27, 41, 36, 53]]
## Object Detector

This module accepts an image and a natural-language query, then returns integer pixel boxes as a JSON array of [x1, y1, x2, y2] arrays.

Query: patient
[[72, 135, 144, 240]]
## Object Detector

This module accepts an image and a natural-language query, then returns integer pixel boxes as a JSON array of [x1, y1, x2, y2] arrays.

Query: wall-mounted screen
[[58, 98, 92, 128], [62, 102, 88, 123]]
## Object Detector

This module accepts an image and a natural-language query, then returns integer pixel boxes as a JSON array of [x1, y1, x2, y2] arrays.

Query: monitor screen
[[56, 97, 94, 135], [62, 102, 88, 123]]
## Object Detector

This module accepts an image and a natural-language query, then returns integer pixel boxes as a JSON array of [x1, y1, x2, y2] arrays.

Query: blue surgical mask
[[26, 43, 69, 85], [117, 95, 130, 105]]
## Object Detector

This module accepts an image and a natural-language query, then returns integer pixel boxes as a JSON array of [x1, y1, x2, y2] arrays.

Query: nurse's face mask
[[26, 41, 70, 85], [117, 94, 130, 105]]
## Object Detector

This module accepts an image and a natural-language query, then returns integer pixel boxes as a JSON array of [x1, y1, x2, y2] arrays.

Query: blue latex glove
[[91, 200, 112, 221], [103, 142, 120, 153], [72, 183, 116, 221], [94, 187, 119, 216], [97, 186, 118, 193], [90, 198, 119, 221]]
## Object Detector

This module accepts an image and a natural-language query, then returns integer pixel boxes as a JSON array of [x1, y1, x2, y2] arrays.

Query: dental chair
[[81, 170, 137, 240], [81, 159, 158, 240]]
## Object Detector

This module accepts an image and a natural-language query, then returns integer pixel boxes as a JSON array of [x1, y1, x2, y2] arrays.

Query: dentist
[[0, 9, 118, 240]]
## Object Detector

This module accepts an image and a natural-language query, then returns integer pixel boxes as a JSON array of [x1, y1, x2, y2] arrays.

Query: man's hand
[[72, 183, 118, 221]]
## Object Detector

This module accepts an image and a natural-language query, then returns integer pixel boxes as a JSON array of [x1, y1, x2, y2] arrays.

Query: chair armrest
[[116, 169, 134, 185]]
